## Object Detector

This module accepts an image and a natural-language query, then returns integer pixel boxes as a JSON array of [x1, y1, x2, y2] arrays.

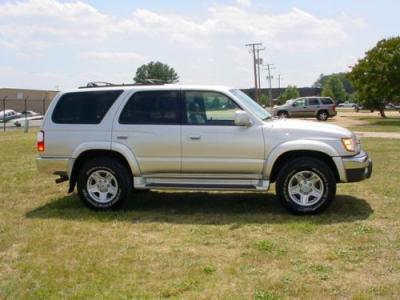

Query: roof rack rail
[[79, 79, 174, 89]]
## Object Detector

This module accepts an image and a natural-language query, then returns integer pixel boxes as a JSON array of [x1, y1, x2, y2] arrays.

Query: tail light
[[332, 104, 336, 112], [37, 130, 45, 152]]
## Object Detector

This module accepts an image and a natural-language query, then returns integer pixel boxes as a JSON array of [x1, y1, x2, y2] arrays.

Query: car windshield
[[230, 89, 272, 120]]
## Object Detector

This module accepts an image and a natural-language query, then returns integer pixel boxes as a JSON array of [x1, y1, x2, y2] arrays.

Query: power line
[[245, 42, 262, 102]]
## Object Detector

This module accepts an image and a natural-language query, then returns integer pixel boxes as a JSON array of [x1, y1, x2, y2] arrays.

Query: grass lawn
[[1, 131, 400, 299], [348, 116, 400, 132]]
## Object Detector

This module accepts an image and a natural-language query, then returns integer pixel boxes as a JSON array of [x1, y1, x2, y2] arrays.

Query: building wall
[[0, 88, 58, 114]]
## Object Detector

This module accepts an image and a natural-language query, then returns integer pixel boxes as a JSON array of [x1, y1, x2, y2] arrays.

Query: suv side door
[[290, 98, 307, 117], [181, 90, 265, 175], [306, 97, 321, 117], [112, 90, 181, 174]]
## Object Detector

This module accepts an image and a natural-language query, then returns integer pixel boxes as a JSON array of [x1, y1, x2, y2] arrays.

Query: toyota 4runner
[[36, 83, 372, 214]]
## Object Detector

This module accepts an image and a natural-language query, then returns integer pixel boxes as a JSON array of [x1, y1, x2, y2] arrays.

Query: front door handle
[[117, 136, 128, 140], [189, 135, 201, 140]]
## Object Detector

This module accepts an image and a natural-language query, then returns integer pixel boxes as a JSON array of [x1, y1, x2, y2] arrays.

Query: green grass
[[349, 116, 400, 132], [1, 131, 400, 299]]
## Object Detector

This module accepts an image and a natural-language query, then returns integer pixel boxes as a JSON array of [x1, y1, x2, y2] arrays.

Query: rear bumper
[[342, 151, 372, 182], [36, 157, 71, 177]]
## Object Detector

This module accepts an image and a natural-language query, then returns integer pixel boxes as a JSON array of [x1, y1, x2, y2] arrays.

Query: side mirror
[[234, 111, 252, 127], [292, 103, 297, 107]]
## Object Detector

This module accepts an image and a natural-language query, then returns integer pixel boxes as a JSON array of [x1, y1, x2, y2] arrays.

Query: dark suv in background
[[273, 97, 337, 121]]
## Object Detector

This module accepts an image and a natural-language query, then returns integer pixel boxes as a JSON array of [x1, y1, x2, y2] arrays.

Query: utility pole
[[256, 47, 265, 91], [264, 64, 275, 108], [245, 42, 262, 102], [277, 74, 281, 90]]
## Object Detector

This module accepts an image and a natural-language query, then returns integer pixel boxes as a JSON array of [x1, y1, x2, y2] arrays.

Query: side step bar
[[134, 177, 270, 191]]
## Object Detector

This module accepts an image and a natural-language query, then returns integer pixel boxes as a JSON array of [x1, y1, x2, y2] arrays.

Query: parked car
[[273, 97, 337, 121], [337, 102, 358, 109], [385, 103, 400, 110], [0, 109, 21, 122], [36, 83, 372, 214]]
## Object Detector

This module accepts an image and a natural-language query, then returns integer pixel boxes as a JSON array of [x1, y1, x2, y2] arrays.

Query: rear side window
[[320, 98, 334, 105], [308, 98, 320, 106], [52, 90, 122, 124], [119, 91, 180, 125]]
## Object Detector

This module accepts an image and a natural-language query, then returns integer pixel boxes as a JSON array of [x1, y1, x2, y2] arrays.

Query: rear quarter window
[[320, 98, 334, 105], [52, 90, 122, 124]]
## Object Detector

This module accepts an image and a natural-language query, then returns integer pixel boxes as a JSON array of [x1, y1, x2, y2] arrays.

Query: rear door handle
[[189, 135, 201, 140], [117, 136, 128, 140]]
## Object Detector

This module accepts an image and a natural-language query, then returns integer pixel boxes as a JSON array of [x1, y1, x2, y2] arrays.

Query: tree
[[313, 72, 354, 94], [321, 77, 346, 102], [259, 93, 269, 107], [349, 37, 400, 118], [134, 61, 179, 83], [278, 85, 300, 103]]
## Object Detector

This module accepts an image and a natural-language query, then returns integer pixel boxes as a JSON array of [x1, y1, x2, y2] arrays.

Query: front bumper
[[342, 151, 372, 182], [36, 157, 71, 178]]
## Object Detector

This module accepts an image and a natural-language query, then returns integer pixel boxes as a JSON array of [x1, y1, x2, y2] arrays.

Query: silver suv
[[36, 84, 371, 214], [273, 97, 337, 121]]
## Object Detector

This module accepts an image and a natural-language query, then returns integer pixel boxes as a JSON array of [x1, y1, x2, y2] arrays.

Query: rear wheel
[[77, 157, 132, 209], [317, 110, 329, 121], [276, 157, 336, 214]]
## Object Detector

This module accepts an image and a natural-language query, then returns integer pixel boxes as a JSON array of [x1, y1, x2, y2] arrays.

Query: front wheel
[[77, 157, 132, 209], [276, 157, 336, 214], [278, 111, 289, 118]]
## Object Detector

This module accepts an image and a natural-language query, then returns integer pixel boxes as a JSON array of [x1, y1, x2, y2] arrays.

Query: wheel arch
[[68, 148, 138, 193], [265, 141, 340, 183]]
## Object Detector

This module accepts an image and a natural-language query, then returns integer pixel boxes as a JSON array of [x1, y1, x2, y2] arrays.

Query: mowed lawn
[[349, 116, 400, 133], [1, 131, 400, 299]]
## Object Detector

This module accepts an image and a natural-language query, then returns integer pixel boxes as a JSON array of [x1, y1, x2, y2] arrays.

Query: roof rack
[[79, 79, 173, 89]]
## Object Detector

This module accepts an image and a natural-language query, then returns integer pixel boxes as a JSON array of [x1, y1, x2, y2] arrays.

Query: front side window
[[52, 90, 122, 124], [294, 99, 306, 106], [119, 91, 180, 125], [184, 91, 240, 125]]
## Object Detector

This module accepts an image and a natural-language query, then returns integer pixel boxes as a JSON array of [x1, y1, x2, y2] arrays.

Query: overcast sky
[[0, 0, 399, 90]]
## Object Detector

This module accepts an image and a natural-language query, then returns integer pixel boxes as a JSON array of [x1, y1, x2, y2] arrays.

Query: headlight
[[342, 137, 356, 152]]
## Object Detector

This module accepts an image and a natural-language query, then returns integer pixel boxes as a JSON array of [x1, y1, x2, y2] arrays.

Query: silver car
[[36, 84, 371, 214], [273, 97, 337, 121]]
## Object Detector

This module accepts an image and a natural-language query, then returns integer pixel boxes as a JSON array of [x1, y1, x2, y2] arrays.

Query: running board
[[134, 177, 270, 191]]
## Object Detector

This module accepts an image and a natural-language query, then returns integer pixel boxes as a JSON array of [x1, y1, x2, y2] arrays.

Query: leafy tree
[[321, 77, 346, 102], [313, 72, 354, 94], [134, 61, 179, 83], [278, 85, 300, 103], [349, 37, 400, 118], [259, 93, 270, 106]]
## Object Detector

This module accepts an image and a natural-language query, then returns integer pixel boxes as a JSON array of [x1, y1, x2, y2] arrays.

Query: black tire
[[317, 110, 329, 121], [278, 111, 289, 118], [77, 157, 132, 210], [276, 157, 336, 214]]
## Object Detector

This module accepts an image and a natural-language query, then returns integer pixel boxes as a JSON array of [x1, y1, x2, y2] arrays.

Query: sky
[[0, 0, 399, 91]]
